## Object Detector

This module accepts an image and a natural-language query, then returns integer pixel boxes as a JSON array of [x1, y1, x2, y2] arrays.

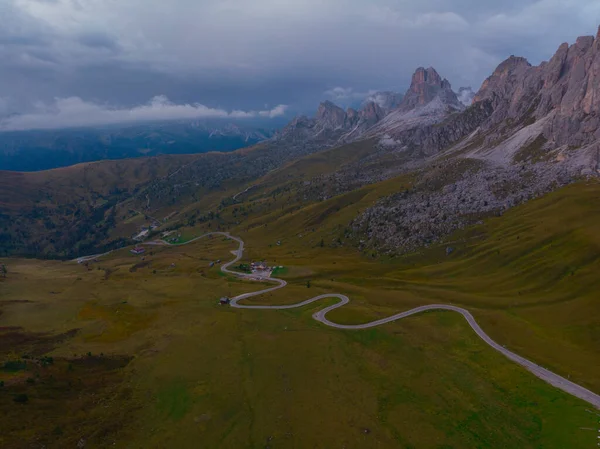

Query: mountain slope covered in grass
[[0, 154, 200, 257]]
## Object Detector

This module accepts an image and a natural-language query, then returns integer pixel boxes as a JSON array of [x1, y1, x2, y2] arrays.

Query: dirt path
[[232, 184, 259, 201]]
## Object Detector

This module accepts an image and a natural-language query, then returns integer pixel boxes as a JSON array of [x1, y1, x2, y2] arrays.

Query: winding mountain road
[[139, 231, 600, 409]]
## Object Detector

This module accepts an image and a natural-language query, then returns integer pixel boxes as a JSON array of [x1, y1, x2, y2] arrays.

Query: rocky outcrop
[[468, 27, 600, 165], [351, 159, 576, 254], [315, 101, 347, 130], [276, 115, 320, 143], [346, 107, 358, 122], [382, 99, 494, 156], [366, 68, 465, 140], [276, 99, 387, 144], [473, 56, 532, 107], [356, 101, 386, 128], [400, 67, 460, 111]]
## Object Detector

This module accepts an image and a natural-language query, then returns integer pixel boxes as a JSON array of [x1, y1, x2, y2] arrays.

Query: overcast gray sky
[[1, 0, 599, 130]]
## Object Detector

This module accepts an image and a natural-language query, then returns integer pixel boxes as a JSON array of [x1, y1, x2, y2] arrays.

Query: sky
[[0, 0, 599, 131]]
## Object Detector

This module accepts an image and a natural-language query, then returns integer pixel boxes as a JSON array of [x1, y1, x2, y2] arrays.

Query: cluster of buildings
[[250, 261, 269, 273], [249, 261, 285, 276]]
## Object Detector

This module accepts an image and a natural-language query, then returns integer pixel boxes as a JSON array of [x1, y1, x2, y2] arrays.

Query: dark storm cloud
[[0, 0, 599, 130]]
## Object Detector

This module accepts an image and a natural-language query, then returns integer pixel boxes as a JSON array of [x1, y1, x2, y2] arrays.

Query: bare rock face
[[276, 115, 318, 143], [365, 67, 465, 141], [400, 67, 459, 111], [474, 56, 532, 106], [357, 101, 386, 127], [383, 99, 494, 156], [346, 107, 359, 122], [315, 101, 347, 130], [277, 97, 388, 144], [472, 27, 600, 154]]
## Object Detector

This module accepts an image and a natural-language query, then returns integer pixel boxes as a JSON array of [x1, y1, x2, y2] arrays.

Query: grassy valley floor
[[2, 184, 600, 448]]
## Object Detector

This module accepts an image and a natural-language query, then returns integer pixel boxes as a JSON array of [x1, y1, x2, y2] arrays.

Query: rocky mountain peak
[[411, 67, 443, 87], [473, 56, 532, 105], [497, 56, 531, 74], [359, 101, 385, 123], [575, 35, 595, 52], [316, 100, 343, 118], [277, 96, 390, 144], [315, 101, 347, 130], [400, 66, 458, 111]]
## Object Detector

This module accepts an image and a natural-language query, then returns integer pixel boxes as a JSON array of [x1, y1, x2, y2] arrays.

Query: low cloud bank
[[0, 95, 288, 131], [324, 87, 377, 102]]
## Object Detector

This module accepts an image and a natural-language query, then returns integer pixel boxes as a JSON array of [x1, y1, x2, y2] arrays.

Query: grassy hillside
[[140, 138, 600, 396], [167, 173, 600, 395], [1, 231, 597, 448], [0, 135, 383, 258], [0, 155, 200, 257], [0, 154, 199, 208]]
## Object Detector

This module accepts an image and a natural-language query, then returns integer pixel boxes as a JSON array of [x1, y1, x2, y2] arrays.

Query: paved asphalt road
[[90, 231, 600, 409]]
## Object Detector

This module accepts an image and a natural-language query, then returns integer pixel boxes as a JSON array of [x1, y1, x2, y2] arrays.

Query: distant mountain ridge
[[274, 99, 386, 144], [398, 66, 456, 111], [276, 66, 464, 145], [0, 120, 277, 171]]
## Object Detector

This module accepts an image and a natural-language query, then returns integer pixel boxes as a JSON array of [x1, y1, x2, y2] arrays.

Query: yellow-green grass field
[[199, 173, 600, 396], [2, 179, 600, 447]]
